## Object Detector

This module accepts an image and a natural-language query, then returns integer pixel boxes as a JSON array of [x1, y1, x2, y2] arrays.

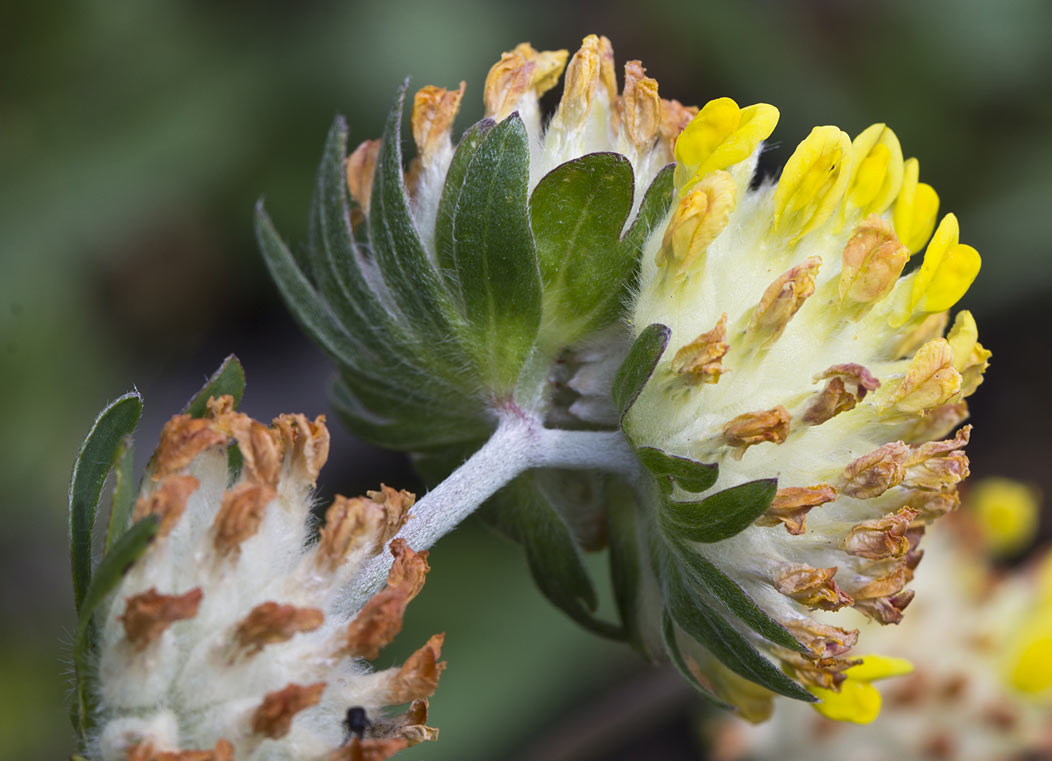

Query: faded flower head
[[68, 360, 442, 761], [706, 485, 1052, 760], [257, 34, 988, 722]]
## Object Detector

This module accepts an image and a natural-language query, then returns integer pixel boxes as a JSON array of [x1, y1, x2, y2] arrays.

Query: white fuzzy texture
[[91, 449, 389, 761], [718, 527, 1052, 761]]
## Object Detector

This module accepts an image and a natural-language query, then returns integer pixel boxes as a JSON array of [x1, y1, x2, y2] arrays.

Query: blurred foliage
[[1, 0, 1050, 759]]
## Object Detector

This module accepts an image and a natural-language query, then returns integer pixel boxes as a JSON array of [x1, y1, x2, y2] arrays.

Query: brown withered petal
[[411, 82, 466, 164], [887, 338, 962, 415], [907, 488, 960, 519], [804, 363, 881, 424], [723, 405, 791, 448], [854, 588, 915, 625], [371, 699, 439, 746], [329, 738, 410, 761], [387, 633, 446, 704], [212, 483, 276, 555], [852, 563, 911, 600], [774, 564, 853, 611], [554, 34, 601, 130], [126, 739, 234, 761], [346, 139, 381, 217], [619, 60, 661, 153], [893, 311, 949, 359], [905, 426, 971, 491], [251, 682, 326, 739], [512, 42, 569, 96], [671, 313, 729, 385], [152, 415, 227, 480], [597, 35, 617, 102], [756, 484, 837, 535], [838, 215, 909, 304], [782, 652, 861, 692], [121, 587, 203, 650], [749, 256, 821, 340], [659, 98, 698, 159], [840, 441, 909, 499], [483, 49, 534, 121], [133, 475, 199, 537], [345, 540, 430, 659], [234, 601, 325, 656], [904, 401, 969, 443], [784, 619, 859, 658], [273, 412, 330, 486], [214, 413, 283, 488], [365, 485, 416, 547], [844, 507, 918, 559]]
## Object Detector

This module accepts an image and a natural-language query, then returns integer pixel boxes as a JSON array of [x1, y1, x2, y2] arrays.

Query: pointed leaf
[[103, 436, 136, 552], [661, 613, 734, 709], [486, 474, 622, 639], [435, 118, 495, 277], [369, 82, 465, 351], [637, 446, 718, 494], [529, 152, 635, 343], [664, 562, 814, 701], [672, 542, 807, 653], [69, 392, 143, 613], [440, 113, 542, 391], [183, 354, 245, 418], [663, 479, 778, 543], [620, 164, 675, 258], [612, 323, 670, 419], [71, 515, 159, 740]]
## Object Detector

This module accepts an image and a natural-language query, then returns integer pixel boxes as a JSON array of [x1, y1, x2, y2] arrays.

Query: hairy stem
[[347, 409, 641, 607]]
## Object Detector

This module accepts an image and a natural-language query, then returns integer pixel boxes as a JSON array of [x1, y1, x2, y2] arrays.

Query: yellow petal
[[674, 98, 779, 191], [909, 214, 981, 314], [970, 477, 1040, 555], [893, 157, 940, 253], [845, 654, 914, 682], [887, 338, 962, 414], [847, 124, 904, 218], [810, 680, 882, 724], [658, 171, 737, 277], [773, 126, 853, 243], [1008, 617, 1052, 695]]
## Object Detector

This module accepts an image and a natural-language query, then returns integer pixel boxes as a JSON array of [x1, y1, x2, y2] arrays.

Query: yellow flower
[[808, 655, 914, 724]]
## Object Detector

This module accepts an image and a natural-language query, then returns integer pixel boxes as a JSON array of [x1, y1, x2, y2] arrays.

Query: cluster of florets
[[91, 397, 442, 761]]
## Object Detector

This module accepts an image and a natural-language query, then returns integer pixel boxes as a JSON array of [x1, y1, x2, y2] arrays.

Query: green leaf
[[435, 118, 495, 275], [672, 543, 807, 653], [103, 436, 136, 552], [69, 392, 143, 613], [71, 515, 160, 741], [663, 479, 777, 543], [611, 323, 670, 419], [664, 562, 814, 701], [620, 164, 675, 259], [369, 83, 466, 353], [486, 474, 622, 639], [636, 447, 718, 494], [607, 482, 666, 661], [660, 613, 734, 709], [183, 354, 245, 418], [438, 113, 542, 391], [529, 152, 635, 344]]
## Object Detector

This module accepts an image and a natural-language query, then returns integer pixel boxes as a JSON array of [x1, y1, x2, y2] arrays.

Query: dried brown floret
[[756, 484, 837, 535], [252, 682, 327, 739], [121, 587, 203, 650], [152, 416, 227, 480], [723, 406, 791, 448], [234, 601, 325, 656], [212, 483, 276, 555], [133, 475, 199, 537]]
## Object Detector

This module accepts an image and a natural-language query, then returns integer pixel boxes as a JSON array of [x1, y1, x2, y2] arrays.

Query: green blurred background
[[3, 1, 1051, 759]]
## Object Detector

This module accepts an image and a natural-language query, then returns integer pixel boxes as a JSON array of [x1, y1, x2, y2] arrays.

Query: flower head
[[257, 34, 988, 721], [615, 85, 987, 713], [68, 360, 442, 761], [706, 487, 1052, 760]]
